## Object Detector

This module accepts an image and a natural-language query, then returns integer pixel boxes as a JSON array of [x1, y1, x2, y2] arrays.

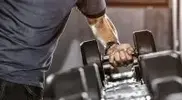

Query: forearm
[[87, 14, 120, 48]]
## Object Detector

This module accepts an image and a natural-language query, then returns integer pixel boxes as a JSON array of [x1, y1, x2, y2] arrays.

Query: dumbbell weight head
[[44, 67, 88, 99], [151, 76, 182, 100], [80, 40, 105, 85], [45, 65, 103, 100], [82, 64, 103, 100], [133, 30, 157, 55], [139, 51, 182, 99], [133, 30, 157, 82], [132, 64, 142, 81]]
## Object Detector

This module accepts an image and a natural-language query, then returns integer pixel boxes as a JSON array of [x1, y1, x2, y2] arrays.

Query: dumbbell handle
[[102, 56, 109, 63], [102, 55, 140, 81], [102, 55, 138, 68]]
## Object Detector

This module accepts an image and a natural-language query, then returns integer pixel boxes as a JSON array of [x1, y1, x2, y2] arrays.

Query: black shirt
[[0, 0, 106, 88]]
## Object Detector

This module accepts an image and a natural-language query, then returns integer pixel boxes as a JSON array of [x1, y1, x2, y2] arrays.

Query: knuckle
[[121, 56, 126, 60], [115, 57, 120, 62], [128, 57, 132, 60]]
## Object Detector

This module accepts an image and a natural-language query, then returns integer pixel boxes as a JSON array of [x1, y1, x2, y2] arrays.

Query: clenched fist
[[106, 43, 134, 67]]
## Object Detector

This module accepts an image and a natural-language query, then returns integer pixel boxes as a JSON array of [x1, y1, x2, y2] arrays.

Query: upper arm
[[76, 0, 106, 18]]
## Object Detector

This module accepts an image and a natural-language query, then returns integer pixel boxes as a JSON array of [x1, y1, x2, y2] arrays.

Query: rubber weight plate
[[133, 30, 156, 55], [80, 40, 105, 85]]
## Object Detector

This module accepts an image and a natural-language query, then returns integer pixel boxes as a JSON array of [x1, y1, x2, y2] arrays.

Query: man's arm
[[77, 0, 134, 67], [87, 14, 134, 67]]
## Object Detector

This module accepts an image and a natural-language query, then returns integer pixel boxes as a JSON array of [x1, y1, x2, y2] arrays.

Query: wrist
[[105, 41, 119, 54]]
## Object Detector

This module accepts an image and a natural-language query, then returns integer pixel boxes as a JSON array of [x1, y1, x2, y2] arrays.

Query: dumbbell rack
[[79, 30, 156, 100], [44, 1, 182, 99]]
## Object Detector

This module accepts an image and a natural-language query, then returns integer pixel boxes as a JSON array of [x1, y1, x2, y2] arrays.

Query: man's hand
[[106, 43, 134, 67]]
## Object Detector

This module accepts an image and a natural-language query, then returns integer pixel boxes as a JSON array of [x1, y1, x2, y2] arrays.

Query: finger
[[124, 53, 134, 64], [113, 60, 118, 68], [110, 57, 117, 68], [125, 53, 132, 61], [114, 52, 121, 62], [109, 50, 117, 62], [107, 48, 114, 55], [119, 50, 127, 62], [109, 54, 115, 64], [110, 53, 119, 67], [127, 47, 134, 55]]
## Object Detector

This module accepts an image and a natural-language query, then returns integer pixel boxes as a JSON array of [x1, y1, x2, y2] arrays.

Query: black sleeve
[[76, 0, 106, 18]]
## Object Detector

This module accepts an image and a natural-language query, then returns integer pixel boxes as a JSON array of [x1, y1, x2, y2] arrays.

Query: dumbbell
[[152, 76, 182, 100], [139, 50, 182, 100], [80, 30, 156, 83], [44, 67, 88, 100], [44, 64, 103, 100]]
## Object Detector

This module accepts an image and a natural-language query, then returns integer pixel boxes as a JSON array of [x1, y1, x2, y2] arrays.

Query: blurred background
[[45, 0, 172, 77]]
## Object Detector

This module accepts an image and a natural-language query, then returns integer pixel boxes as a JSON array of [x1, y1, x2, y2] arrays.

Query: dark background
[[45, 0, 172, 76]]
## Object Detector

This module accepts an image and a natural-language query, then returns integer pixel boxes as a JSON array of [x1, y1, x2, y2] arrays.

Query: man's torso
[[0, 0, 77, 88]]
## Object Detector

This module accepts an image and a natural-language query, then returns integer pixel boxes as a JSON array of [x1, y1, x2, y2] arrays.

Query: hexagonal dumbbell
[[80, 30, 156, 84], [44, 64, 103, 100]]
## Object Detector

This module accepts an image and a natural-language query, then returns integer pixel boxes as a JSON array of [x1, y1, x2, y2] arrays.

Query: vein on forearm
[[87, 15, 119, 48]]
